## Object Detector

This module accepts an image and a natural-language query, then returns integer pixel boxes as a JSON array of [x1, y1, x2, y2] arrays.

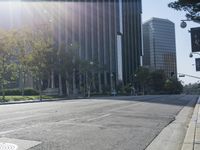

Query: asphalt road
[[0, 95, 197, 150]]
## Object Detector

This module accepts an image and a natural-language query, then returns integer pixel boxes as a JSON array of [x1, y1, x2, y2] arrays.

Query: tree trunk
[[87, 75, 91, 98], [19, 67, 23, 95], [72, 69, 76, 95], [79, 74, 82, 96], [22, 72, 25, 96], [47, 76, 50, 88], [85, 73, 88, 97], [87, 85, 91, 98], [66, 80, 69, 97], [39, 79, 42, 101], [1, 83, 5, 102], [58, 73, 63, 96], [98, 73, 102, 94], [110, 73, 113, 94], [142, 84, 145, 95], [65, 72, 69, 96], [2, 60, 5, 102], [51, 70, 54, 88], [92, 73, 95, 92]]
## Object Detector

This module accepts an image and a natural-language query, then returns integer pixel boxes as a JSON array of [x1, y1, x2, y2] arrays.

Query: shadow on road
[[93, 95, 198, 107]]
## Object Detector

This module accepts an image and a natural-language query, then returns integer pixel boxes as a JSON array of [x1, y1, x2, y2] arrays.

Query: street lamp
[[180, 17, 200, 29], [180, 20, 187, 28]]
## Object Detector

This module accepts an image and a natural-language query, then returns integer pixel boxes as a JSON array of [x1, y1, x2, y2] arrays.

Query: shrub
[[0, 88, 39, 96], [0, 89, 21, 96], [24, 88, 39, 95]]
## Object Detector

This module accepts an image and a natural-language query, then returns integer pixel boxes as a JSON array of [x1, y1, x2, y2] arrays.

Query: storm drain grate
[[0, 143, 18, 150]]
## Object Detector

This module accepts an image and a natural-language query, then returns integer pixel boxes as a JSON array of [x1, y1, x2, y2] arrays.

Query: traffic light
[[191, 27, 200, 52], [195, 58, 200, 71]]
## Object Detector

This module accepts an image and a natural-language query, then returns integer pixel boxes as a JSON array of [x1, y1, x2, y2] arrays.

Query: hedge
[[0, 88, 39, 96]]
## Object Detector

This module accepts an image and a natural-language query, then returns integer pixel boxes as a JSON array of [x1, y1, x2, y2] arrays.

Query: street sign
[[195, 58, 200, 71], [191, 27, 200, 52]]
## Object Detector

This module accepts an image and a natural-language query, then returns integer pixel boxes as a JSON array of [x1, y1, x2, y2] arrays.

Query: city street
[[0, 95, 198, 150]]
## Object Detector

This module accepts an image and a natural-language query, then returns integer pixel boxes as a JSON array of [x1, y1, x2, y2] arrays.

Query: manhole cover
[[0, 143, 18, 150]]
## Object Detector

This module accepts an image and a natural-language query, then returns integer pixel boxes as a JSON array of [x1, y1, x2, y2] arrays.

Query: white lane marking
[[0, 127, 30, 135], [55, 122, 104, 128], [0, 143, 18, 150], [87, 114, 111, 122], [0, 114, 44, 124], [108, 96, 163, 112], [109, 102, 143, 112]]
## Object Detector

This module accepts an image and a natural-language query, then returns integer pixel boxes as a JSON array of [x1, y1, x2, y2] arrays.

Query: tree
[[40, 45, 57, 89], [168, 0, 200, 22], [79, 60, 102, 97], [14, 29, 33, 96], [0, 30, 17, 101], [134, 67, 150, 95], [27, 28, 53, 101], [57, 41, 104, 97], [164, 78, 183, 94], [58, 43, 81, 96], [183, 83, 200, 94], [148, 70, 167, 93]]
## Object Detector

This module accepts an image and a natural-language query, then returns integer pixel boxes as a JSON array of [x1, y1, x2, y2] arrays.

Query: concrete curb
[[0, 95, 133, 105], [0, 95, 161, 106], [182, 96, 200, 150], [0, 95, 137, 105], [0, 97, 84, 105]]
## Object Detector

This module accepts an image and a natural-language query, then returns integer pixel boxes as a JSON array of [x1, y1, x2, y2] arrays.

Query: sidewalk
[[182, 96, 200, 150]]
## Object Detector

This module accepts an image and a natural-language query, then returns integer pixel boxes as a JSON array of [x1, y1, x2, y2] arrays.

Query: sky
[[142, 0, 200, 85]]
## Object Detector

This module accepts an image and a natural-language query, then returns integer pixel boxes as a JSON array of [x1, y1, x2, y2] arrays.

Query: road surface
[[0, 95, 197, 150]]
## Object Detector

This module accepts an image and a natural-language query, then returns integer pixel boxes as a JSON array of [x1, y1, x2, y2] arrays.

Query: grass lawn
[[0, 95, 61, 102]]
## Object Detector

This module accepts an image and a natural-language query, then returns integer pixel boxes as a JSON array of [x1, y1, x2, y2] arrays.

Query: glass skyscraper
[[46, 0, 143, 93], [143, 17, 177, 77], [0, 0, 142, 93]]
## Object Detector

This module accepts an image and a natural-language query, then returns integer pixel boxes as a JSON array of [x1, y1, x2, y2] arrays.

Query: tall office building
[[0, 0, 142, 93], [32, 0, 142, 92], [143, 17, 177, 77], [52, 0, 143, 92]]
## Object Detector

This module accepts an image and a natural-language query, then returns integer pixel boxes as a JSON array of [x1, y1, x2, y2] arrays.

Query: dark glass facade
[[49, 0, 143, 91], [121, 0, 142, 84], [0, 0, 142, 92]]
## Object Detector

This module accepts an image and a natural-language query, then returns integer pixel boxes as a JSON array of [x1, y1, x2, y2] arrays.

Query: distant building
[[142, 17, 177, 77]]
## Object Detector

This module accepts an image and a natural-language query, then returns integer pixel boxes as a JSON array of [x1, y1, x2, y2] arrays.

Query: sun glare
[[0, 1, 75, 30]]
